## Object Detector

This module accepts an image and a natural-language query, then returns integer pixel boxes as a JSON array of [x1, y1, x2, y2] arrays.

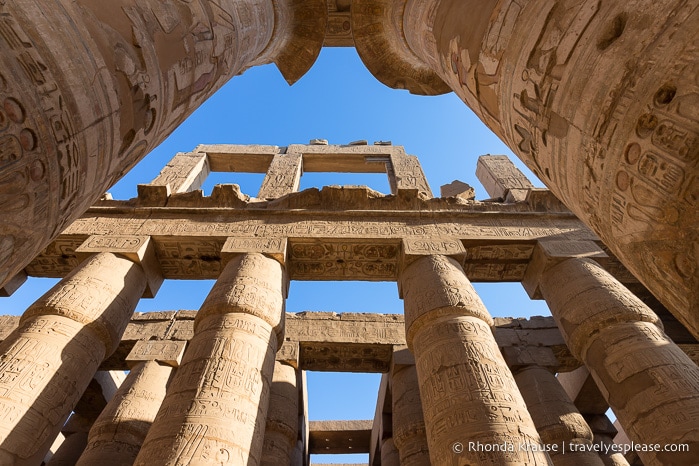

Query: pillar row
[[261, 361, 299, 466], [134, 252, 286, 466], [0, 252, 145, 465], [400, 254, 552, 465], [391, 364, 430, 466], [515, 366, 603, 466], [539, 257, 699, 466]]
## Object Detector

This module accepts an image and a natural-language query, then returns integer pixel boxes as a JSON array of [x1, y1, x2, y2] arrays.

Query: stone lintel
[[309, 420, 372, 455], [221, 236, 288, 268], [0, 271, 27, 297], [522, 240, 608, 299], [75, 235, 163, 298], [126, 339, 186, 368], [476, 155, 535, 200], [278, 340, 300, 368]]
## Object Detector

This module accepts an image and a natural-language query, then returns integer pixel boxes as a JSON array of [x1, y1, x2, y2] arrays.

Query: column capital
[[76, 235, 163, 298], [522, 240, 607, 299]]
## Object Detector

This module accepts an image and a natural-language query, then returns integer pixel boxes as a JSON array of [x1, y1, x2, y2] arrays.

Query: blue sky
[[2, 47, 552, 464]]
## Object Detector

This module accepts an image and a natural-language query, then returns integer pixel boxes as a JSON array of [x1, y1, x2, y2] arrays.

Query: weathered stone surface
[[135, 253, 286, 466], [387, 0, 699, 337], [391, 365, 430, 466], [0, 1, 326, 291], [400, 255, 550, 465], [540, 257, 699, 465], [0, 252, 145, 465], [440, 180, 475, 200], [261, 362, 298, 466], [476, 155, 535, 200], [76, 360, 173, 466], [515, 366, 603, 466]]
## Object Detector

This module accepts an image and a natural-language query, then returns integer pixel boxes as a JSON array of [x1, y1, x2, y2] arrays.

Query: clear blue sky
[[2, 47, 552, 464]]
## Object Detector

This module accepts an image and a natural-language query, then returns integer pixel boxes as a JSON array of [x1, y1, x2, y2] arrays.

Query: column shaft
[[0, 252, 145, 465], [261, 362, 298, 466], [391, 365, 430, 466], [380, 438, 400, 466], [515, 366, 603, 466], [399, 0, 699, 335], [135, 253, 285, 466], [0, 0, 324, 290], [400, 254, 551, 465], [76, 360, 174, 465], [540, 257, 699, 465]]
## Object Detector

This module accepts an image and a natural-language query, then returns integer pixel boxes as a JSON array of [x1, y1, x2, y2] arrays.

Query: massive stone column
[[135, 252, 286, 466], [391, 364, 430, 466], [261, 361, 299, 466], [538, 256, 699, 465], [380, 438, 400, 466], [0, 252, 145, 465], [514, 366, 603, 466], [400, 253, 551, 465], [75, 340, 185, 466], [354, 0, 699, 336], [0, 0, 325, 289]]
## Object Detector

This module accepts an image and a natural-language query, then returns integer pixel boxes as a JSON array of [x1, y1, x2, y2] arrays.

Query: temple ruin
[[0, 143, 697, 465], [0, 1, 698, 465]]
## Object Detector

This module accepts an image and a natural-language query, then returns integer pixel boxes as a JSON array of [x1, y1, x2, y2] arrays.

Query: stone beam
[[308, 420, 372, 455], [23, 200, 643, 285]]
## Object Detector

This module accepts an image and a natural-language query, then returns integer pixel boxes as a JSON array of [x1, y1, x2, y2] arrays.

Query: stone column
[[0, 0, 326, 290], [135, 252, 286, 465], [514, 366, 603, 466], [75, 340, 186, 465], [538, 257, 699, 465], [380, 438, 400, 466], [354, 0, 699, 336], [391, 364, 430, 465], [45, 413, 93, 466], [0, 252, 146, 465], [585, 415, 630, 466], [400, 253, 551, 465], [261, 361, 299, 466]]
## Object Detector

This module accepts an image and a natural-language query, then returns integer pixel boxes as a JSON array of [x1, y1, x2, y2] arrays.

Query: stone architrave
[[261, 361, 299, 466], [400, 254, 552, 465], [387, 149, 433, 197], [539, 257, 699, 465], [353, 0, 699, 338], [134, 252, 286, 466], [514, 366, 603, 466], [257, 151, 304, 199], [0, 0, 326, 290], [391, 364, 430, 466], [137, 152, 210, 205], [75, 340, 186, 466], [380, 438, 400, 466], [0, 252, 146, 465]]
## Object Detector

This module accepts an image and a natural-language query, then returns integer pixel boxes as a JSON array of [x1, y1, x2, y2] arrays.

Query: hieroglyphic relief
[[289, 241, 399, 280], [257, 151, 303, 199]]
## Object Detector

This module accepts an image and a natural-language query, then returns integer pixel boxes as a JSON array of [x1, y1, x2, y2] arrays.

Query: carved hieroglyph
[[391, 364, 430, 466], [514, 366, 603, 466], [0, 252, 145, 465], [135, 253, 286, 466], [261, 362, 298, 466], [400, 254, 552, 465], [358, 0, 699, 337], [540, 258, 699, 466], [0, 0, 325, 290], [75, 360, 174, 466]]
